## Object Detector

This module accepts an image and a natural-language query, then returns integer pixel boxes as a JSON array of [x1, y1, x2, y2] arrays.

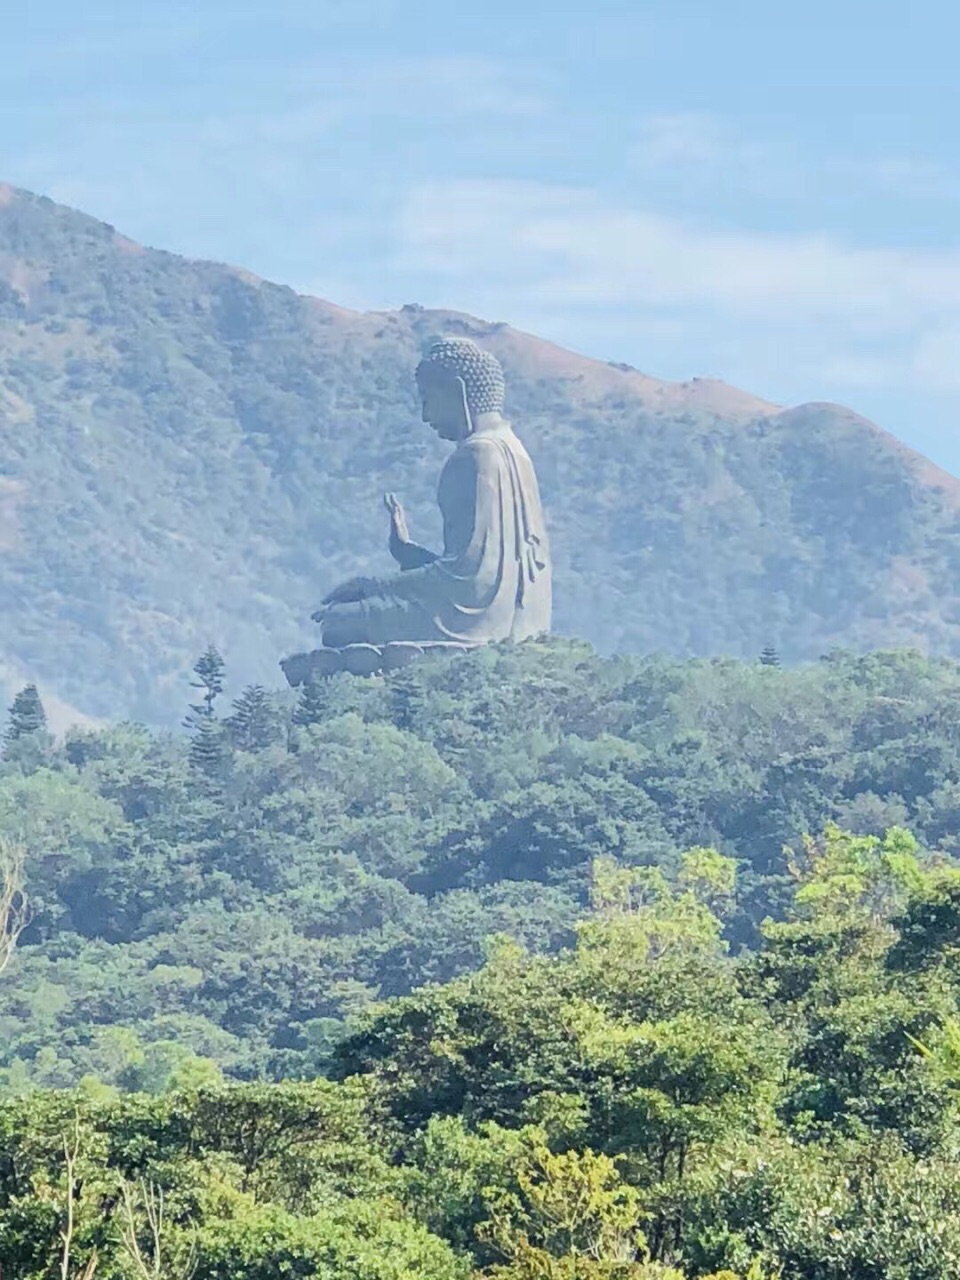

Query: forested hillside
[[4, 639, 960, 1091], [5, 643, 960, 1275], [5, 773, 960, 1276], [4, 184, 960, 723]]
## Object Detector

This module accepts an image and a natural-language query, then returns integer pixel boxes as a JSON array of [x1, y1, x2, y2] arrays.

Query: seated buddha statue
[[309, 337, 551, 663]]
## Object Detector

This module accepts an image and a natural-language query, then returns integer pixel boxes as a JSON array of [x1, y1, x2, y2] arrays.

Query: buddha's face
[[416, 369, 471, 441]]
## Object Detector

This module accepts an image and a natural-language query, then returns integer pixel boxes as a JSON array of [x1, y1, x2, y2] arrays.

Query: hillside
[[2, 183, 960, 721], [5, 639, 960, 1089]]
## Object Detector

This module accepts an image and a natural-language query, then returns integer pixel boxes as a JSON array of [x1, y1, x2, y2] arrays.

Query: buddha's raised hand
[[384, 492, 411, 545]]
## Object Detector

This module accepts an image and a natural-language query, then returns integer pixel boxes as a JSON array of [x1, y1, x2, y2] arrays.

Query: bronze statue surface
[[282, 337, 551, 682]]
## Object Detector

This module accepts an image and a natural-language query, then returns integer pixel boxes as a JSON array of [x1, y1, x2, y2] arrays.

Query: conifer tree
[[292, 675, 357, 728], [188, 714, 231, 778], [184, 646, 226, 727], [292, 678, 329, 728], [183, 646, 230, 780], [759, 645, 781, 668], [226, 685, 278, 752], [4, 684, 47, 744], [389, 668, 427, 732]]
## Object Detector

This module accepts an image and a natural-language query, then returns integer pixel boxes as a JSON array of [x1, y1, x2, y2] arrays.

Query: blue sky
[[5, 0, 960, 468]]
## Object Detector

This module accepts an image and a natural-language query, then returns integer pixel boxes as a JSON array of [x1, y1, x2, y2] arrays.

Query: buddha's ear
[[455, 375, 473, 435]]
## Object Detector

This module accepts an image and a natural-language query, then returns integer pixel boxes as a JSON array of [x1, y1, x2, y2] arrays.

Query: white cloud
[[629, 112, 812, 201], [399, 178, 960, 318], [394, 177, 960, 395]]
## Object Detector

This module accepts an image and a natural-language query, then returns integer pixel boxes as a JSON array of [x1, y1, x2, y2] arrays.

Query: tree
[[187, 715, 230, 779], [183, 646, 225, 729], [389, 668, 427, 732], [788, 823, 924, 926], [58, 1114, 101, 1280], [4, 682, 47, 743], [0, 836, 28, 976], [292, 677, 329, 728], [482, 1139, 649, 1276], [226, 685, 278, 752], [758, 646, 780, 668], [183, 647, 228, 779], [118, 1179, 197, 1280], [291, 673, 362, 728]]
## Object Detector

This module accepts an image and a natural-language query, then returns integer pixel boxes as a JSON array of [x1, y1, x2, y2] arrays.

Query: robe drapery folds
[[321, 422, 551, 649]]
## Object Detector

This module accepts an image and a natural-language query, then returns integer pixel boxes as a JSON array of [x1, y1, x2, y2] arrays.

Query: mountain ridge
[[1, 181, 960, 723]]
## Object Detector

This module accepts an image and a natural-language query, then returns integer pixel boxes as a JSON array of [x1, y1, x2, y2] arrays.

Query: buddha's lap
[[321, 593, 447, 648]]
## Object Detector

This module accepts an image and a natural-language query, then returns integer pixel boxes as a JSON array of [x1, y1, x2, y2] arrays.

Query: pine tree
[[389, 668, 427, 732], [188, 714, 231, 778], [184, 646, 225, 725], [226, 685, 278, 752], [759, 645, 781, 668], [293, 678, 329, 728], [292, 674, 358, 728], [4, 684, 47, 744], [183, 647, 230, 780]]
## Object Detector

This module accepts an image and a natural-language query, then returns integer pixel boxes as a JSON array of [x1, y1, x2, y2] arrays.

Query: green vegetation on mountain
[[2, 638, 960, 1091], [3, 184, 960, 722], [5, 745, 960, 1276]]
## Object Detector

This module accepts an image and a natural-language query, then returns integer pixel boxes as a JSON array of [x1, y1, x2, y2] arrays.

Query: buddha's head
[[415, 338, 506, 441]]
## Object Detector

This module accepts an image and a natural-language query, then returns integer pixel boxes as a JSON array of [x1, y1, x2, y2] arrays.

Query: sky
[[5, 0, 960, 469]]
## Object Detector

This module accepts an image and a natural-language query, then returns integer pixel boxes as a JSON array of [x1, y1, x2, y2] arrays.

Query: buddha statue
[[281, 337, 551, 682]]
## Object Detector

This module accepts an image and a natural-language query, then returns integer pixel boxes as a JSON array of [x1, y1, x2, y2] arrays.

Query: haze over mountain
[[1, 182, 960, 724]]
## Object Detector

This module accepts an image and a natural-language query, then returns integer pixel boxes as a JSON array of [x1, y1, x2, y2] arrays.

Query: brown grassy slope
[[0, 183, 959, 722]]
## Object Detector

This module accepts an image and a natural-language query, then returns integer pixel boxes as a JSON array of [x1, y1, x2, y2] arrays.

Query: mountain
[[1, 182, 960, 723]]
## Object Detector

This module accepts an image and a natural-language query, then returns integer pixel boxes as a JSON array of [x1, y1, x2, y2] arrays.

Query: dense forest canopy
[[3, 185, 960, 723], [4, 766, 960, 1275], [2, 638, 960, 1091], [3, 643, 960, 1275]]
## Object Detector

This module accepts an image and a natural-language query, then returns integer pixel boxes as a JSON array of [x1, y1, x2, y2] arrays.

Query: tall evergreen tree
[[188, 714, 231, 778], [183, 646, 230, 780], [184, 646, 226, 734], [389, 668, 427, 732], [292, 675, 358, 728], [226, 685, 278, 752], [293, 678, 329, 728], [4, 684, 47, 744]]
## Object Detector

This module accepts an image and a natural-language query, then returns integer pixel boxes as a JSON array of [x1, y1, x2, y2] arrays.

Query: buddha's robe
[[321, 421, 551, 649]]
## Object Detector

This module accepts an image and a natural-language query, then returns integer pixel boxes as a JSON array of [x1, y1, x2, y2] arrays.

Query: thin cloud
[[630, 110, 960, 205], [395, 177, 960, 393], [399, 178, 960, 319], [912, 329, 960, 389], [632, 112, 779, 177]]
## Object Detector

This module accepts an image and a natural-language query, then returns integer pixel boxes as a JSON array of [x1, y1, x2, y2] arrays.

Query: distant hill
[[1, 182, 960, 723]]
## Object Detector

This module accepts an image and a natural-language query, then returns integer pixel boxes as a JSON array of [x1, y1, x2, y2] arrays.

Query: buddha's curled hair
[[416, 337, 506, 415]]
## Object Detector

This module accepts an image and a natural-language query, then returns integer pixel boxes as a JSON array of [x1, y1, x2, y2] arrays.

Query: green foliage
[[481, 1138, 647, 1264], [225, 684, 280, 752], [1, 783, 960, 1276], [3, 641, 960, 1093], [0, 1085, 463, 1280], [789, 823, 925, 924], [5, 682, 47, 741], [194, 1200, 468, 1280]]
